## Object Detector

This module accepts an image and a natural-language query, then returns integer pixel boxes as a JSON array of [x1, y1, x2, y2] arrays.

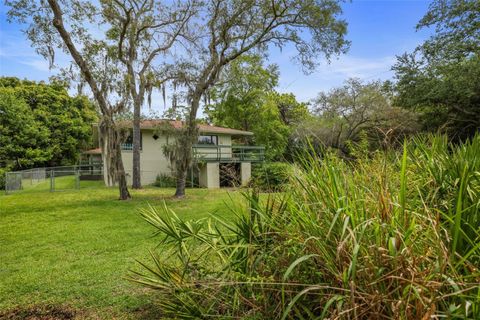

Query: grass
[[0, 183, 240, 319], [1, 134, 478, 319], [14, 175, 104, 193]]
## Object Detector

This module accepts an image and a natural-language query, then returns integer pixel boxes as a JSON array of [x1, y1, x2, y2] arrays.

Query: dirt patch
[[0, 305, 81, 320]]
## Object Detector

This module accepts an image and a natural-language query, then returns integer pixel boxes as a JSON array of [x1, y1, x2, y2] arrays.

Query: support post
[[75, 169, 80, 189], [5, 172, 8, 195], [240, 162, 251, 186], [190, 167, 194, 188], [199, 163, 220, 189], [50, 170, 54, 192]]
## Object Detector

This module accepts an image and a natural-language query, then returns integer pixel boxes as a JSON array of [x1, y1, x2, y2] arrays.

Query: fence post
[[190, 167, 194, 188], [75, 168, 80, 189], [5, 172, 8, 195], [50, 170, 54, 192]]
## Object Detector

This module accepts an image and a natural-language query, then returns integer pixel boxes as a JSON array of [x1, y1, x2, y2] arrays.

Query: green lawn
[[0, 184, 241, 319]]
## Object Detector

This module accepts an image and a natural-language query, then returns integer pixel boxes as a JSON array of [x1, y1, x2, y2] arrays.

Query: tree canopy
[[417, 0, 479, 61], [206, 55, 308, 160], [153, 0, 349, 196], [0, 77, 96, 170], [293, 78, 418, 155], [393, 0, 480, 139]]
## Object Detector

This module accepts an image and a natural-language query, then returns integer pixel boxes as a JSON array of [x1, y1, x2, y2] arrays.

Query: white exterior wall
[[106, 128, 262, 189], [121, 130, 172, 185], [219, 135, 232, 158]]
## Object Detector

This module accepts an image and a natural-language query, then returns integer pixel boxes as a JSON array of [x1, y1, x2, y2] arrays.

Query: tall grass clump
[[131, 134, 480, 319]]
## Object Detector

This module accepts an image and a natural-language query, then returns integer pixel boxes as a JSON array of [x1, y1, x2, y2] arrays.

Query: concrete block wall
[[240, 162, 251, 186], [199, 162, 220, 189]]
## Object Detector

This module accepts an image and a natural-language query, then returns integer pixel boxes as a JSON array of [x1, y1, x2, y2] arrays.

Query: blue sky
[[0, 0, 433, 108], [271, 0, 433, 101]]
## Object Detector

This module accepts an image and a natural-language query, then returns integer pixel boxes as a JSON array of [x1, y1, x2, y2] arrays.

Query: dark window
[[122, 131, 142, 150], [197, 135, 218, 145]]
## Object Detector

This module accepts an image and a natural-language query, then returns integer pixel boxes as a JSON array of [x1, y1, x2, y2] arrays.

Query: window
[[197, 135, 218, 145], [122, 131, 142, 150]]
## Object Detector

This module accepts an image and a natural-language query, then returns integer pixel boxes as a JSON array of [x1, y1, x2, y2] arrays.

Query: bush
[[131, 134, 480, 319], [0, 166, 12, 190], [153, 174, 176, 188], [249, 162, 291, 192]]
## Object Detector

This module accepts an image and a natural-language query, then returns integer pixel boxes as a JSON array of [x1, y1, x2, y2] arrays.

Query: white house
[[82, 120, 265, 188]]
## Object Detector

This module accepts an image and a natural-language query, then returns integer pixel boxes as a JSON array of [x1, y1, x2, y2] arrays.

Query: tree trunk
[[132, 99, 142, 189], [99, 120, 115, 187], [115, 135, 131, 200], [101, 133, 114, 187], [100, 117, 131, 200], [174, 96, 200, 197], [174, 168, 187, 197], [47, 0, 130, 200]]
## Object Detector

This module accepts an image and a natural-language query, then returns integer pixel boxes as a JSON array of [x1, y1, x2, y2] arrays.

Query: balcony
[[121, 143, 143, 151], [192, 144, 265, 163]]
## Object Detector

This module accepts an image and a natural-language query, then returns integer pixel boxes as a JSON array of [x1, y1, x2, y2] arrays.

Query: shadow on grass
[[0, 187, 229, 219], [0, 302, 166, 319], [0, 304, 80, 319], [127, 302, 165, 320]]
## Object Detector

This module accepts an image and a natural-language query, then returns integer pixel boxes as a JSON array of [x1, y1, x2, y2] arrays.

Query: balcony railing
[[121, 143, 133, 150], [121, 143, 142, 151], [192, 144, 265, 162]]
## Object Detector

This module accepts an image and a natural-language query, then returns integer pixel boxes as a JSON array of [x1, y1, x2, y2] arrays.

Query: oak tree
[[171, 0, 349, 197], [103, 0, 194, 189], [6, 0, 193, 198], [393, 0, 480, 139]]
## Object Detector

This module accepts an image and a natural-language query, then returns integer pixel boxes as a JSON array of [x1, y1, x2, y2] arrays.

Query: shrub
[[131, 134, 480, 319], [0, 167, 6, 190], [249, 162, 291, 192], [153, 174, 176, 188]]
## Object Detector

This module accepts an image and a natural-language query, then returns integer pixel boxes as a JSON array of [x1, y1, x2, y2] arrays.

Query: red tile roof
[[84, 120, 253, 154], [83, 147, 101, 155], [118, 120, 253, 136]]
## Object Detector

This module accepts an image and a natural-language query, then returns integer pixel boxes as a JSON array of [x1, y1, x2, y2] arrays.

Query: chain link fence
[[5, 165, 103, 194]]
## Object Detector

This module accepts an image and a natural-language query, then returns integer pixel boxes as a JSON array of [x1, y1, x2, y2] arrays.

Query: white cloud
[[20, 59, 51, 72], [321, 56, 396, 79], [0, 29, 71, 74], [275, 55, 396, 103]]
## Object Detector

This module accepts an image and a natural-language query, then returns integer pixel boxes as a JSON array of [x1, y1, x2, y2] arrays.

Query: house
[[81, 120, 265, 188]]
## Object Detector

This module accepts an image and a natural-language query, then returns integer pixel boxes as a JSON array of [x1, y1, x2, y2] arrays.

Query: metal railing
[[4, 164, 103, 194], [192, 144, 265, 162], [121, 143, 133, 150]]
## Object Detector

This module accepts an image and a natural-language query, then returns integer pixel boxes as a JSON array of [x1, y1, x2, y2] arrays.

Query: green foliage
[[0, 87, 51, 169], [133, 135, 480, 319], [153, 174, 177, 188], [407, 134, 480, 266], [394, 54, 480, 139], [417, 0, 479, 61], [249, 162, 292, 192], [297, 78, 418, 156], [0, 77, 96, 171], [0, 167, 9, 190], [206, 55, 309, 160], [394, 0, 480, 140]]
